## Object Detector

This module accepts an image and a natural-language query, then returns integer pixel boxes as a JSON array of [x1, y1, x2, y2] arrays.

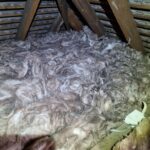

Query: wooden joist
[[56, 0, 70, 30], [68, 8, 83, 31], [72, 0, 104, 36], [16, 0, 41, 40], [88, 0, 150, 10], [50, 14, 64, 32], [107, 0, 144, 51]]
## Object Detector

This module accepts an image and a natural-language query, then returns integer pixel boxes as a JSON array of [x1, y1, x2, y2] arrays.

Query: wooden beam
[[51, 9, 83, 32], [50, 14, 64, 32], [89, 0, 150, 11], [68, 8, 83, 31], [16, 0, 40, 40], [56, 0, 70, 30], [72, 0, 105, 36], [107, 0, 144, 51]]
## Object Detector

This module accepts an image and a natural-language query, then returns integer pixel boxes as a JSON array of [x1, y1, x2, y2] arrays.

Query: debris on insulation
[[113, 118, 150, 150], [0, 27, 150, 150]]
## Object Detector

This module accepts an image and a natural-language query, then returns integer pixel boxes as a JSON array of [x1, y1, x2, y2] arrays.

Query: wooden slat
[[145, 48, 150, 52], [0, 8, 58, 18], [0, 25, 52, 36], [131, 9, 150, 21], [139, 28, 150, 37], [0, 20, 54, 30], [144, 42, 150, 49], [0, 34, 16, 41], [56, 0, 70, 29], [0, 1, 57, 10], [107, 0, 144, 51], [141, 36, 150, 43], [135, 19, 150, 30], [72, 0, 104, 36], [88, 0, 150, 11], [16, 0, 41, 40], [130, 2, 150, 10]]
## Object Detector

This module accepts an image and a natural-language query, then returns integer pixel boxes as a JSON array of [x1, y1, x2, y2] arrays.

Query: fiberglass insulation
[[0, 27, 150, 150]]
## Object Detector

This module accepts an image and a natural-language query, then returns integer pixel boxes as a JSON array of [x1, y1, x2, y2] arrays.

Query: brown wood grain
[[72, 0, 104, 36], [50, 14, 64, 32], [107, 0, 144, 51], [56, 0, 70, 30], [68, 8, 83, 31], [16, 0, 41, 40]]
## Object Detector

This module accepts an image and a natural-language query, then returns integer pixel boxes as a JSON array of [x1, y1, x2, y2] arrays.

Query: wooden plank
[[68, 8, 83, 31], [16, 0, 41, 40], [0, 1, 57, 10], [88, 0, 150, 10], [50, 14, 64, 32], [88, 0, 106, 4], [51, 8, 83, 32], [0, 14, 56, 25], [130, 2, 150, 10], [141, 36, 150, 43], [56, 0, 70, 30], [0, 34, 16, 41], [0, 20, 53, 30], [131, 9, 150, 21], [135, 19, 150, 30], [72, 0, 104, 36], [107, 0, 144, 51], [0, 8, 58, 18], [138, 28, 150, 37]]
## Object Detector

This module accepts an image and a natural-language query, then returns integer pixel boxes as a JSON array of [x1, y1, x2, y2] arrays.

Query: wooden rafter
[[68, 8, 83, 31], [16, 0, 40, 40], [72, 0, 104, 36], [50, 14, 64, 32], [107, 0, 144, 51], [56, 0, 70, 30], [88, 0, 150, 10]]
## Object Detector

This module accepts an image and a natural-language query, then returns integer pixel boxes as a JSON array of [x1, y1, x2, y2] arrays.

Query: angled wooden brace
[[56, 0, 83, 31], [72, 0, 105, 36], [56, 0, 70, 30], [68, 8, 83, 31], [50, 14, 64, 32], [107, 0, 144, 51], [16, 0, 40, 40]]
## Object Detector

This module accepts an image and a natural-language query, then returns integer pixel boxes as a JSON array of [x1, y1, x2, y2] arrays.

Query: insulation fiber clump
[[0, 27, 150, 150]]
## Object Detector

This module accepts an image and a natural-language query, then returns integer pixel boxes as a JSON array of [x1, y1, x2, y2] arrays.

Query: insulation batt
[[0, 26, 150, 150]]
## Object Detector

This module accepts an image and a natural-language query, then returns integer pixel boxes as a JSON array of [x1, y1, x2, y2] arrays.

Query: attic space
[[0, 0, 150, 150]]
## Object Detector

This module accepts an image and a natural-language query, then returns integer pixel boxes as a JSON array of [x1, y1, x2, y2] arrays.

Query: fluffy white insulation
[[0, 27, 150, 149]]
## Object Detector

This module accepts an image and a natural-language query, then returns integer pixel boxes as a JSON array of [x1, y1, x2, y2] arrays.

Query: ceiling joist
[[16, 0, 40, 40], [56, 0, 70, 30], [68, 8, 83, 31], [107, 0, 144, 51], [50, 14, 64, 32], [72, 0, 105, 36]]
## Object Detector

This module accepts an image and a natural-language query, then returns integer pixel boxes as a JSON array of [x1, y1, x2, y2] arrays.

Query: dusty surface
[[0, 27, 150, 149]]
